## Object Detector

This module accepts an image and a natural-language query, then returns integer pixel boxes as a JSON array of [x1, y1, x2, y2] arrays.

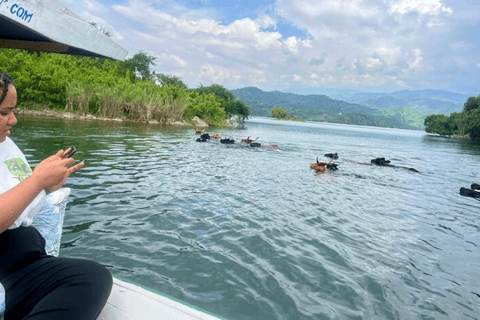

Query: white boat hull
[[98, 278, 224, 320]]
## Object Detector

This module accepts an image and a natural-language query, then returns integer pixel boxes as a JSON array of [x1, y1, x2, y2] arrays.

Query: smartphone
[[65, 147, 77, 158]]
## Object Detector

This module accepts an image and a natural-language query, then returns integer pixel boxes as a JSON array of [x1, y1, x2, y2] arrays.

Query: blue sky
[[62, 0, 480, 94]]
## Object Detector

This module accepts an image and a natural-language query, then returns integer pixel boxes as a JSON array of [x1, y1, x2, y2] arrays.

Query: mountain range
[[282, 87, 475, 115], [231, 87, 477, 130]]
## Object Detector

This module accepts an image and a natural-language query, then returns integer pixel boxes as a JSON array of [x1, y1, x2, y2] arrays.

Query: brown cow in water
[[241, 136, 258, 143], [310, 158, 339, 173], [210, 133, 221, 139]]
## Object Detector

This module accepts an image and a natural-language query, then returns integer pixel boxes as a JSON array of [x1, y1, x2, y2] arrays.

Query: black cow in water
[[370, 158, 419, 172], [324, 153, 339, 159], [196, 133, 211, 142], [460, 183, 480, 198], [220, 138, 235, 144]]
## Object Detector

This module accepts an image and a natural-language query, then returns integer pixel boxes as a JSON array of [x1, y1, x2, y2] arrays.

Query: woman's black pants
[[0, 226, 112, 320]]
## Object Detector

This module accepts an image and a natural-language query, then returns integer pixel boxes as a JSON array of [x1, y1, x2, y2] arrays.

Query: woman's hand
[[31, 148, 84, 192]]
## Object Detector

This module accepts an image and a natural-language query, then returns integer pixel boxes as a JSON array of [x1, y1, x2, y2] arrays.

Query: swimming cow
[[310, 157, 338, 173], [220, 138, 235, 144], [370, 157, 419, 173], [196, 133, 210, 142], [460, 183, 480, 199], [241, 136, 255, 143], [371, 158, 390, 166], [324, 153, 339, 159]]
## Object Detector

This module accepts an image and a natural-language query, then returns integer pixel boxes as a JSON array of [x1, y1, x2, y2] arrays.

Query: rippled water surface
[[13, 116, 480, 319]]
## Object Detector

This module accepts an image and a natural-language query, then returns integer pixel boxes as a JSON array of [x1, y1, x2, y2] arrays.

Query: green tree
[[424, 114, 455, 136], [155, 73, 188, 89], [463, 96, 480, 113], [119, 51, 156, 81], [185, 91, 226, 126], [271, 107, 287, 119], [449, 112, 469, 136], [195, 84, 249, 123]]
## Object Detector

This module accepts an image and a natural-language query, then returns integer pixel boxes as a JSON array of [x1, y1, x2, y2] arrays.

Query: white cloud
[[199, 65, 231, 82], [389, 0, 453, 16], [250, 70, 267, 84], [309, 53, 328, 66], [283, 37, 299, 55], [205, 51, 216, 59], [276, 0, 378, 19], [301, 40, 312, 48], [157, 53, 188, 67], [407, 48, 423, 69], [282, 37, 312, 55], [205, 38, 246, 49], [256, 13, 277, 29], [114, 3, 282, 51], [292, 74, 302, 82]]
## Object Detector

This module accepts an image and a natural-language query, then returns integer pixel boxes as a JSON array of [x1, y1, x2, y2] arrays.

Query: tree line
[[424, 95, 480, 141], [0, 49, 249, 127], [270, 107, 303, 121]]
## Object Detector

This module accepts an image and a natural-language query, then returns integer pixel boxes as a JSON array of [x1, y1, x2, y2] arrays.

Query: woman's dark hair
[[0, 72, 14, 106]]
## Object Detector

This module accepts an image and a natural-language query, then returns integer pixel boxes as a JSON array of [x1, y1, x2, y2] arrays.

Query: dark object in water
[[220, 138, 235, 144], [460, 187, 480, 198], [325, 153, 338, 159], [460, 183, 480, 198], [371, 158, 391, 166], [250, 142, 261, 147], [370, 157, 419, 172], [326, 163, 339, 170], [241, 136, 255, 143], [310, 157, 338, 173], [196, 138, 207, 142], [200, 133, 210, 140]]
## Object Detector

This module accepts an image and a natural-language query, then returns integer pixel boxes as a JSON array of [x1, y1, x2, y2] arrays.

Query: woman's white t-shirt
[[0, 137, 46, 229]]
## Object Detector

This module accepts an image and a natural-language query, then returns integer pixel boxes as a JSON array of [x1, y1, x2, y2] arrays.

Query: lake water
[[13, 115, 480, 320]]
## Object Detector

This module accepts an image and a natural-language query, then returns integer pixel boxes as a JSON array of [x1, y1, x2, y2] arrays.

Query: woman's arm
[[0, 149, 84, 233]]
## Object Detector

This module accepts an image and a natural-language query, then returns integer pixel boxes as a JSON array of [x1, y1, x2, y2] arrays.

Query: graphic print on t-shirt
[[4, 158, 32, 182]]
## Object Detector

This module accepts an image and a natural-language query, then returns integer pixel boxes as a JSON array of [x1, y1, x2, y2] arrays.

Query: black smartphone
[[65, 147, 77, 158]]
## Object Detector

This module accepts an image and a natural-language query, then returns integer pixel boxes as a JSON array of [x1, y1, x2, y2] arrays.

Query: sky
[[62, 0, 480, 94]]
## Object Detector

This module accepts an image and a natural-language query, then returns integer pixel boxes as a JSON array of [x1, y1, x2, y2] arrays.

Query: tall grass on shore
[[66, 81, 188, 124], [66, 80, 226, 125]]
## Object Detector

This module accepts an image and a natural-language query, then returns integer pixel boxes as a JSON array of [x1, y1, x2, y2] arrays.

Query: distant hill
[[231, 87, 376, 117], [231, 87, 426, 130], [283, 87, 474, 115]]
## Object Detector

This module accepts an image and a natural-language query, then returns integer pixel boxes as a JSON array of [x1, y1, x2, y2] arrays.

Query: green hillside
[[232, 87, 375, 117], [376, 107, 425, 129], [231, 87, 424, 130], [284, 87, 473, 115]]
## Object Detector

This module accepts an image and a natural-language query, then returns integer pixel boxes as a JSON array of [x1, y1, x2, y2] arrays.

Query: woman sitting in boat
[[0, 72, 112, 320]]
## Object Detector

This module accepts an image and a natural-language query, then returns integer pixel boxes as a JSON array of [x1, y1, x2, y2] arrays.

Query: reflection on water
[[12, 115, 480, 320]]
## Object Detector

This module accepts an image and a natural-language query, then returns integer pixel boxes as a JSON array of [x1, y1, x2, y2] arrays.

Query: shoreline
[[17, 108, 210, 128]]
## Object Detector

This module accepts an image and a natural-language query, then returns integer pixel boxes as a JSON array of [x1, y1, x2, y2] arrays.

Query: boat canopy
[[0, 0, 127, 60]]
